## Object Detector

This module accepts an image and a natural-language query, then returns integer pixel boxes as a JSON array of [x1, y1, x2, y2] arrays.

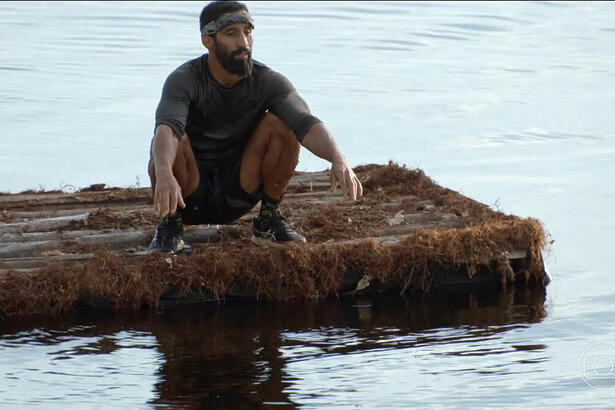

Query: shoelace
[[158, 219, 183, 238], [270, 212, 298, 233]]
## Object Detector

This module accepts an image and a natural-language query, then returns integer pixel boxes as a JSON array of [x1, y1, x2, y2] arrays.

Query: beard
[[215, 41, 253, 77]]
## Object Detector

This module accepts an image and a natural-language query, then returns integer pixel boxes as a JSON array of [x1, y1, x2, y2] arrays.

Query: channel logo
[[580, 342, 615, 390]]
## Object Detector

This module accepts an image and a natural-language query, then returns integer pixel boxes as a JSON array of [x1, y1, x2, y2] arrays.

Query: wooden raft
[[0, 163, 549, 318]]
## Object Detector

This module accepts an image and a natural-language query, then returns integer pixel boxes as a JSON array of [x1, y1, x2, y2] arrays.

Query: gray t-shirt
[[155, 54, 321, 159]]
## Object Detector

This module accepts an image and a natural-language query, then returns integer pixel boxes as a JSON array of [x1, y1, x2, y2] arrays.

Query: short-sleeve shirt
[[155, 54, 321, 160]]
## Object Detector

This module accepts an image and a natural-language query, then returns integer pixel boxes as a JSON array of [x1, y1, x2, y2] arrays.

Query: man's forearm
[[152, 125, 179, 177], [301, 122, 346, 163], [301, 121, 362, 199]]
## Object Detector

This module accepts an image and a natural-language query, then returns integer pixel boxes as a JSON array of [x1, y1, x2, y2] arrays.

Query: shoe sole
[[250, 235, 306, 248], [146, 244, 193, 255]]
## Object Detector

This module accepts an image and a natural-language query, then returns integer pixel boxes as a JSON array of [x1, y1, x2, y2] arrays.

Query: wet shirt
[[155, 54, 321, 159]]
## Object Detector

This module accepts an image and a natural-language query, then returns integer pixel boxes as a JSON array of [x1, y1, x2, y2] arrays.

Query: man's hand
[[330, 157, 363, 200], [154, 170, 186, 217], [300, 122, 363, 200]]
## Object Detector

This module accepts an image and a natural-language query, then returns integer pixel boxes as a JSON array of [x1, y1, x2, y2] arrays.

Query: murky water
[[1, 1, 615, 407]]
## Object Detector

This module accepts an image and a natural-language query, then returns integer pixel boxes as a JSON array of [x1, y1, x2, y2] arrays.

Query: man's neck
[[207, 54, 243, 88]]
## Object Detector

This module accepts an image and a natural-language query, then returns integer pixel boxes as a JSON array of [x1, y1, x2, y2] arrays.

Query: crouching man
[[148, 1, 362, 254]]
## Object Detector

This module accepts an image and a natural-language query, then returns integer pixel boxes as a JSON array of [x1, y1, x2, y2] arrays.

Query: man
[[148, 0, 362, 254]]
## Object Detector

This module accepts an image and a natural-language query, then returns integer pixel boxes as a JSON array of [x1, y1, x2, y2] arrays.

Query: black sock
[[162, 214, 182, 225], [259, 194, 280, 218]]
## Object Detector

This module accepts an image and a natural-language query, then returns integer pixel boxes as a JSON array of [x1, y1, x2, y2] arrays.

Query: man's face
[[213, 23, 254, 77]]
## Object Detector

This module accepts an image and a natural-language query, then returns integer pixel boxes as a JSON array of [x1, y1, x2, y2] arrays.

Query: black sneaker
[[251, 212, 306, 247], [147, 217, 192, 255]]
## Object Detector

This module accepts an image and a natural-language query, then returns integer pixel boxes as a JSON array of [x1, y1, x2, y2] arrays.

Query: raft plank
[[0, 173, 331, 212], [0, 227, 220, 258], [6, 204, 153, 220], [0, 214, 89, 234], [0, 190, 150, 211]]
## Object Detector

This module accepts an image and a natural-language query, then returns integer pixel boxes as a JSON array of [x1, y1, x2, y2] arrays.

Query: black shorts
[[179, 150, 262, 225]]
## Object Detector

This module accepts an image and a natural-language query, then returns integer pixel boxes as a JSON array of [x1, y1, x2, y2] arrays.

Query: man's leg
[[240, 113, 305, 245], [147, 134, 200, 254]]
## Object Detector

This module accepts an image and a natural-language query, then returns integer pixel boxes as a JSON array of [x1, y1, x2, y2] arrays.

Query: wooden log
[[374, 195, 419, 210], [289, 171, 329, 184], [0, 189, 151, 211], [0, 173, 330, 212], [0, 267, 42, 275], [0, 214, 88, 234], [0, 252, 147, 274], [0, 229, 121, 244], [0, 253, 96, 269], [0, 205, 159, 233], [324, 233, 527, 260], [376, 213, 472, 236], [6, 204, 152, 221], [0, 227, 220, 258]]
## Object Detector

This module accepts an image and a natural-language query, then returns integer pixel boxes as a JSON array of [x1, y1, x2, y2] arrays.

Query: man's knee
[[149, 134, 200, 196], [260, 113, 299, 148], [174, 135, 200, 195]]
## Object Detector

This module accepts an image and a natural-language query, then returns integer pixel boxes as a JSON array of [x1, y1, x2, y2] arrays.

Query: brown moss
[[0, 216, 546, 318], [78, 183, 107, 192], [357, 161, 433, 197], [67, 208, 159, 231], [292, 202, 391, 243]]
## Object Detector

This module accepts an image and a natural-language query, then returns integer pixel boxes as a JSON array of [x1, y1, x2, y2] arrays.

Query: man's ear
[[202, 35, 214, 51]]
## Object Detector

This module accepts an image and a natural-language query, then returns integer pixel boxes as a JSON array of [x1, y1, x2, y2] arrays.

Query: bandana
[[201, 11, 254, 36]]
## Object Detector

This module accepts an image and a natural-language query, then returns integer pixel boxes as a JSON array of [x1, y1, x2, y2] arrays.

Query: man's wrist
[[331, 154, 347, 165], [155, 167, 174, 179]]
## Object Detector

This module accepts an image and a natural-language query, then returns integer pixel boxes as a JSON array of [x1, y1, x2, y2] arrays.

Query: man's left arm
[[265, 70, 363, 200], [301, 122, 363, 200]]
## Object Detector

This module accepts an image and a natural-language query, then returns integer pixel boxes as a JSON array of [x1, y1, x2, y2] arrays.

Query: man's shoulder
[[167, 55, 206, 80], [251, 60, 291, 87], [251, 59, 271, 78]]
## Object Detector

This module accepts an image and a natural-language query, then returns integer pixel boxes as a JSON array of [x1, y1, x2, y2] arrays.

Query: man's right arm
[[152, 64, 195, 217], [151, 124, 185, 217]]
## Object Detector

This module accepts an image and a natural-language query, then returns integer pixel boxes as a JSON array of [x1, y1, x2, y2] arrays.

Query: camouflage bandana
[[201, 11, 254, 36]]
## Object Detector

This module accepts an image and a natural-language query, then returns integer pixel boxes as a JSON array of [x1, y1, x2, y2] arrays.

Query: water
[[1, 1, 614, 407]]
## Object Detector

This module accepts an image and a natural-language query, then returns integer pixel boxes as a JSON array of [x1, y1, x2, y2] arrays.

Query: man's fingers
[[346, 171, 356, 200], [169, 194, 178, 217], [351, 172, 362, 199], [339, 168, 349, 196], [342, 168, 357, 200], [155, 193, 166, 217], [343, 171, 352, 199], [177, 193, 186, 209], [153, 192, 160, 215], [331, 164, 362, 200], [158, 193, 169, 217]]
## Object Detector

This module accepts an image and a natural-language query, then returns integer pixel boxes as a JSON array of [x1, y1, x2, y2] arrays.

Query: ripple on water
[[412, 31, 473, 42], [440, 22, 511, 32], [458, 129, 608, 148]]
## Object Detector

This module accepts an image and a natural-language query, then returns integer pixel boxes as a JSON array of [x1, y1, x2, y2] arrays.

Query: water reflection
[[0, 285, 546, 407]]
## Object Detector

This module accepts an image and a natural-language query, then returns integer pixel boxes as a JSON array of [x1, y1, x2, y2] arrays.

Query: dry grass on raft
[[0, 218, 545, 318], [0, 162, 548, 318], [67, 208, 160, 231]]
